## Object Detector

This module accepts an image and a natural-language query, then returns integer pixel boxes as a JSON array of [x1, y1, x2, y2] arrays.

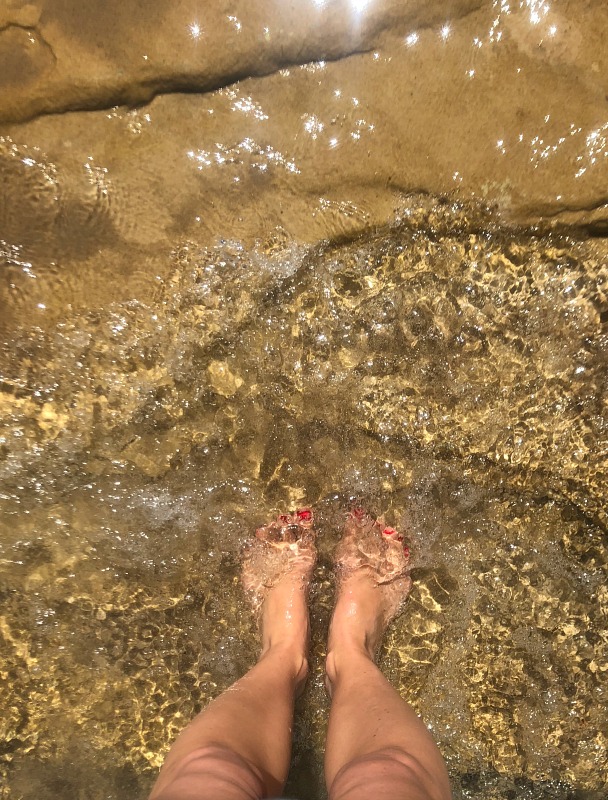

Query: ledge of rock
[[0, 0, 482, 123], [0, 0, 607, 246]]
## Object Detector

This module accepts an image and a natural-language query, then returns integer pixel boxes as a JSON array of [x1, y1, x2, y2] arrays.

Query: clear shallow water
[[1, 1, 608, 798], [1, 197, 607, 799]]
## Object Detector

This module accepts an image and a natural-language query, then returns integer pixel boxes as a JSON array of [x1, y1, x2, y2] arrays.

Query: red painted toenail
[[353, 507, 366, 519], [297, 509, 312, 521], [279, 514, 290, 524], [382, 527, 397, 536]]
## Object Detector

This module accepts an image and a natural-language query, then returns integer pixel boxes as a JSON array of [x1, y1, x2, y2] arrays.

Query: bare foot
[[242, 510, 316, 684], [326, 509, 411, 690]]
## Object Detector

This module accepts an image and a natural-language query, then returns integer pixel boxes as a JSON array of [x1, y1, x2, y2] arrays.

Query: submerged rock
[[0, 0, 606, 227]]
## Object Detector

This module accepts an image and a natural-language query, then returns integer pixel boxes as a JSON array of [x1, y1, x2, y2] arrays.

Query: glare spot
[[405, 32, 419, 47], [303, 114, 325, 139], [329, 137, 339, 149], [232, 95, 269, 121], [467, 68, 476, 78], [37, 303, 46, 310], [585, 122, 608, 166], [334, 89, 342, 98], [350, 0, 371, 11], [188, 140, 301, 174], [548, 24, 557, 36], [300, 61, 326, 74], [189, 22, 201, 39], [525, 0, 550, 25], [489, 12, 503, 43], [440, 24, 451, 40]]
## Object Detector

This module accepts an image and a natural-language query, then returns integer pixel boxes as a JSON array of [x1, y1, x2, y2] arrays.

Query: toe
[[345, 507, 375, 536], [255, 526, 267, 541], [256, 524, 278, 542], [381, 525, 401, 542], [295, 508, 314, 527], [282, 524, 302, 543], [343, 516, 359, 539], [350, 506, 367, 523], [257, 511, 317, 546], [379, 522, 410, 562]]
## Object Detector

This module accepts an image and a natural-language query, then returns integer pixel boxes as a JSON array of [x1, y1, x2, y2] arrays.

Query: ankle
[[261, 642, 309, 687], [325, 642, 372, 693], [327, 613, 378, 665]]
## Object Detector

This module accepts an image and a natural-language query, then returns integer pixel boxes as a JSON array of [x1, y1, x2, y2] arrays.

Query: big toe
[[337, 509, 411, 584], [256, 509, 315, 543], [242, 510, 317, 607]]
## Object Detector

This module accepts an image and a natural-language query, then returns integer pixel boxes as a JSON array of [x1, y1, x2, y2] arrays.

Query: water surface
[[0, 2, 607, 799]]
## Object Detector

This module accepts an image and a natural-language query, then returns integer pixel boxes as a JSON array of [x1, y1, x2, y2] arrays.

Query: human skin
[[148, 509, 451, 800]]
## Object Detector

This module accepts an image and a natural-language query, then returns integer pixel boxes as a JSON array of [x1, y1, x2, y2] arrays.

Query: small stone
[[207, 361, 243, 397]]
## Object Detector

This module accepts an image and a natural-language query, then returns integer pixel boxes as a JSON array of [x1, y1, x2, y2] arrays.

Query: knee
[[153, 744, 265, 800], [329, 747, 441, 800]]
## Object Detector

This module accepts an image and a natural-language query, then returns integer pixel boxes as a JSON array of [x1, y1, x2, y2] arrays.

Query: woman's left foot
[[242, 510, 316, 678]]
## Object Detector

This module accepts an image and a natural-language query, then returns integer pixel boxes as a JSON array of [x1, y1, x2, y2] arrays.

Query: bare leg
[[149, 510, 316, 800], [325, 511, 452, 800]]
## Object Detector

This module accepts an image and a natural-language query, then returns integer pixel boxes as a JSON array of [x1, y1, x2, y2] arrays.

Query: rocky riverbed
[[1, 2, 607, 799]]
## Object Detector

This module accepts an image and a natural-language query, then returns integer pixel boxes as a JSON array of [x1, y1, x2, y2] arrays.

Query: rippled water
[[1, 1, 608, 799], [1, 196, 606, 799]]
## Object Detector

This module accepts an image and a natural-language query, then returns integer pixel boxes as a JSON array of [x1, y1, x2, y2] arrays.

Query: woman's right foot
[[326, 509, 411, 691], [241, 509, 316, 691]]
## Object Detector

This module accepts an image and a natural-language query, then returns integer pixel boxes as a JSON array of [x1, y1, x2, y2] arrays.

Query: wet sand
[[1, 2, 607, 799]]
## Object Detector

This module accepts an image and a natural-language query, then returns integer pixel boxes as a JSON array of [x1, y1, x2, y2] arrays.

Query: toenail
[[382, 527, 397, 536], [403, 545, 410, 558], [297, 509, 312, 521], [279, 514, 290, 524]]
